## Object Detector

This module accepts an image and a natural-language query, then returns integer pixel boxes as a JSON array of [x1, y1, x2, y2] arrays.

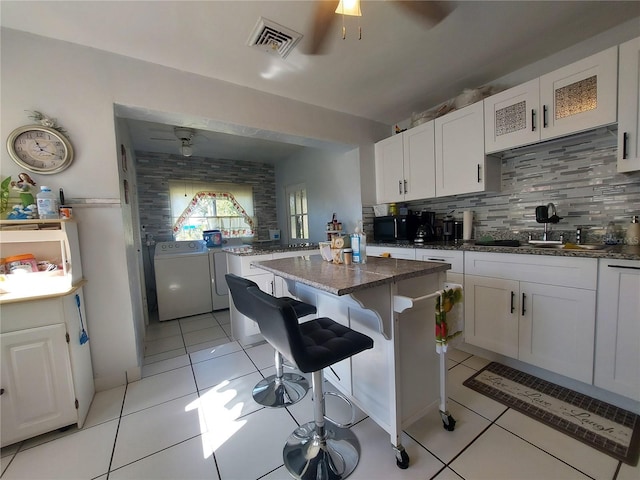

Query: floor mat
[[463, 362, 640, 466]]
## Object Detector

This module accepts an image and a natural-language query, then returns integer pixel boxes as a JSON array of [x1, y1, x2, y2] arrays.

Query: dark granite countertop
[[223, 240, 639, 261], [252, 255, 449, 296], [223, 244, 319, 255], [370, 241, 640, 261]]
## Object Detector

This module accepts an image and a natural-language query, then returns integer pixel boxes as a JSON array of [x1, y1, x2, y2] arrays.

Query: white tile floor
[[2, 309, 639, 480]]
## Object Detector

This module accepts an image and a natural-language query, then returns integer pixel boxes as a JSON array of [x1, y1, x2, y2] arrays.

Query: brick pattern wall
[[135, 152, 277, 243], [365, 127, 640, 243]]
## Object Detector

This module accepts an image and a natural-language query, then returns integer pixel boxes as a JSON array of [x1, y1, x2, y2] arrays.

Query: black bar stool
[[226, 273, 316, 408], [246, 285, 374, 480]]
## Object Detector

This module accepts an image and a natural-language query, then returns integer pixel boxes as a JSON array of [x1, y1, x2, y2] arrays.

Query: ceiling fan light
[[181, 142, 193, 157], [335, 0, 361, 17]]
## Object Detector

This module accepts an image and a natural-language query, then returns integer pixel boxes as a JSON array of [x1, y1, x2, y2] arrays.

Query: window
[[286, 184, 308, 240], [169, 181, 255, 240]]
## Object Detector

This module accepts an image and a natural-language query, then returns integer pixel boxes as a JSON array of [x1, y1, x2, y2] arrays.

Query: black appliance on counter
[[414, 211, 437, 243], [373, 215, 419, 242], [442, 216, 464, 242]]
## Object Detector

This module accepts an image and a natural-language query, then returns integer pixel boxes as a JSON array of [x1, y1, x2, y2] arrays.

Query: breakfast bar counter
[[253, 254, 449, 295], [252, 254, 450, 468]]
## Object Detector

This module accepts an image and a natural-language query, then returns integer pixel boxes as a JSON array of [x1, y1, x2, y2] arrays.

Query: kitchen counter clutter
[[0, 219, 85, 302]]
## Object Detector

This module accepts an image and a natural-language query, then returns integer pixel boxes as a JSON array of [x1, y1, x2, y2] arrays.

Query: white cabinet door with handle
[[1, 324, 77, 447], [594, 260, 640, 401]]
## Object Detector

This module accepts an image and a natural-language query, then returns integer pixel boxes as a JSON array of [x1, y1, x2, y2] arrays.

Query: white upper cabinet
[[435, 102, 501, 197], [617, 36, 640, 172], [375, 133, 404, 204], [484, 46, 618, 153], [485, 79, 540, 154], [375, 120, 435, 204], [539, 46, 618, 140]]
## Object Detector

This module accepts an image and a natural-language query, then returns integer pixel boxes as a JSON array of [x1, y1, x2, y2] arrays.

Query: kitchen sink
[[531, 243, 610, 250]]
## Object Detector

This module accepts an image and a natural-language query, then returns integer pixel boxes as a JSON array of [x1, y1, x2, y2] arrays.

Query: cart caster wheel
[[442, 414, 456, 431], [395, 449, 409, 469]]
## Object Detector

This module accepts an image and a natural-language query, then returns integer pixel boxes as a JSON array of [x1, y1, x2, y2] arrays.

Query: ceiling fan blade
[[149, 137, 176, 141], [305, 0, 340, 55], [394, 1, 453, 27]]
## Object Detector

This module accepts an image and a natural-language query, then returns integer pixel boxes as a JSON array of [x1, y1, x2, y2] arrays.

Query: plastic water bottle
[[36, 186, 59, 219], [351, 221, 367, 264]]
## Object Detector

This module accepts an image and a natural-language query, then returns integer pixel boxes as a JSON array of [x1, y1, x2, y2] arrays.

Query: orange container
[[5, 254, 38, 273]]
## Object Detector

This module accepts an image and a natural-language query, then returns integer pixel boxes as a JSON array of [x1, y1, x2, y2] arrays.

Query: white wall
[[395, 18, 640, 129], [276, 148, 363, 242], [1, 28, 390, 389]]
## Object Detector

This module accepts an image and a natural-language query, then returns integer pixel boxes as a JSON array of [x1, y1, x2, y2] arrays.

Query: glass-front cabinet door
[[484, 78, 540, 154], [539, 46, 618, 141]]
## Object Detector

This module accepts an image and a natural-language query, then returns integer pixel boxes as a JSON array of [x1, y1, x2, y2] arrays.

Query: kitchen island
[[252, 254, 450, 468]]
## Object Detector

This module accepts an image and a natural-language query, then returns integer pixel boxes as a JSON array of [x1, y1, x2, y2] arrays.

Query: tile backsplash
[[135, 152, 277, 242], [364, 127, 640, 244]]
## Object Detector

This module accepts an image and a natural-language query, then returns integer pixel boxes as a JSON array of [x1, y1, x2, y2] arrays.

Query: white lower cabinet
[[518, 281, 596, 384], [594, 259, 640, 401], [415, 248, 464, 285], [226, 250, 314, 345], [0, 287, 94, 448], [464, 252, 597, 383], [366, 246, 416, 260], [464, 275, 519, 358], [1, 324, 77, 446]]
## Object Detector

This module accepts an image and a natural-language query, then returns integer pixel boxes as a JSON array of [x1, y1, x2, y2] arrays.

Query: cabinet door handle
[[477, 164, 481, 183], [399, 180, 403, 195], [510, 291, 515, 314], [0, 388, 4, 395], [607, 264, 640, 270], [543, 105, 548, 128], [521, 293, 526, 316], [623, 132, 629, 160], [531, 109, 536, 131], [404, 179, 408, 195], [427, 257, 446, 262]]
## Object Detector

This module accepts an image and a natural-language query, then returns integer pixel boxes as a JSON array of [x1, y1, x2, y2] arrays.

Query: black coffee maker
[[414, 211, 436, 243], [443, 214, 464, 242]]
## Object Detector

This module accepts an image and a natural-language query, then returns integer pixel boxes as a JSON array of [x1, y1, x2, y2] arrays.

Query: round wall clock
[[6, 125, 74, 174]]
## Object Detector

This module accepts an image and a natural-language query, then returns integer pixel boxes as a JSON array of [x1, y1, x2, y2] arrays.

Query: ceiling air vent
[[247, 17, 302, 59]]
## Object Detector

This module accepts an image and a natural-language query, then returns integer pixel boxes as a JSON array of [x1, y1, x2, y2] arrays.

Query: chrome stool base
[[252, 373, 309, 408], [283, 420, 360, 480]]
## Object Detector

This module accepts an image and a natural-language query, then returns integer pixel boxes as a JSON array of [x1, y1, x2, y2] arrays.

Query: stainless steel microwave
[[373, 215, 419, 242]]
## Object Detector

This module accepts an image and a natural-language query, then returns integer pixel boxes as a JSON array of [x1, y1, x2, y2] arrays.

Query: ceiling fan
[[307, 0, 453, 55], [149, 126, 210, 157]]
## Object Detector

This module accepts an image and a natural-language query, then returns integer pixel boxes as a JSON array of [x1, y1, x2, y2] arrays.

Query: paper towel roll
[[463, 211, 473, 240]]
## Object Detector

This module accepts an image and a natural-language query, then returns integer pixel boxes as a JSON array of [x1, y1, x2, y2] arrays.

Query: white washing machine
[[208, 238, 247, 311], [154, 240, 212, 321]]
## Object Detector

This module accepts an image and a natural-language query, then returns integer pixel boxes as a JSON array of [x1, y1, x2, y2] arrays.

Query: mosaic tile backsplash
[[364, 127, 640, 244], [135, 152, 277, 243]]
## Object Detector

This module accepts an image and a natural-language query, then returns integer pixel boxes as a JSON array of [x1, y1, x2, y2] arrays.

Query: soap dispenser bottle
[[625, 216, 640, 246]]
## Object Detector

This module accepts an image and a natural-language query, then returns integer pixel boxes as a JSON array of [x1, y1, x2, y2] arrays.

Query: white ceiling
[[3, 1, 639, 162]]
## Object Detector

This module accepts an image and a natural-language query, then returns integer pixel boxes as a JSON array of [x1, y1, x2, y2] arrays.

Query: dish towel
[[435, 284, 464, 353]]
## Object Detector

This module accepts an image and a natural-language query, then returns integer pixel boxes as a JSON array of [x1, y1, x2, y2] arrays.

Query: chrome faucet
[[542, 203, 558, 242]]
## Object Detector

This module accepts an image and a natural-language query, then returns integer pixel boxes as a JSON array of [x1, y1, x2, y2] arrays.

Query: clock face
[[7, 125, 74, 174]]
